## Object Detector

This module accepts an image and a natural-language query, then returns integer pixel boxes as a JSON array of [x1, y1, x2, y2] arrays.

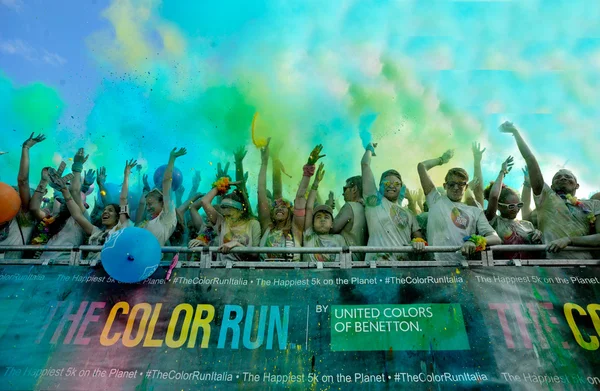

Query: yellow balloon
[[251, 112, 268, 148]]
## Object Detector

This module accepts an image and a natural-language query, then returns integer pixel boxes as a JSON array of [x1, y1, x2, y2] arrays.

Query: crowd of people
[[1, 121, 599, 263]]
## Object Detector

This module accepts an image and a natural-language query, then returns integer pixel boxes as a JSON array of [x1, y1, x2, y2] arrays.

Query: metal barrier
[[1, 244, 599, 269]]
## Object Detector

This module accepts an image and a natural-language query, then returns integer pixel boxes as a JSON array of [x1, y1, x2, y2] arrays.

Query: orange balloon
[[0, 182, 21, 224]]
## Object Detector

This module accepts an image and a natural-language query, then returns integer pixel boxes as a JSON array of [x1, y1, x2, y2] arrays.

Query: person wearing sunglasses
[[418, 149, 501, 262], [484, 156, 543, 260], [501, 122, 600, 258], [329, 175, 367, 261], [361, 143, 424, 262]]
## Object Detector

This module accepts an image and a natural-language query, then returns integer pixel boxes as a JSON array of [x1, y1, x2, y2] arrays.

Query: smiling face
[[551, 169, 579, 195], [313, 211, 333, 234], [381, 175, 402, 202], [498, 192, 521, 220], [145, 195, 163, 218], [101, 205, 119, 227]]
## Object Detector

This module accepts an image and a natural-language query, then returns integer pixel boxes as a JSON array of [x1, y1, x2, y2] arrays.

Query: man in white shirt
[[418, 150, 501, 262]]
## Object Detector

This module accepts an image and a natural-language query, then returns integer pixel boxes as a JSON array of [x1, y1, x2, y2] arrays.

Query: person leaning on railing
[[484, 156, 543, 260], [501, 121, 600, 258]]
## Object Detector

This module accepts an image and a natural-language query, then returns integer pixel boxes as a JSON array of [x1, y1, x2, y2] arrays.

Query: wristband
[[63, 196, 73, 203], [366, 144, 376, 154], [303, 164, 316, 177], [438, 157, 444, 166], [72, 162, 83, 173], [463, 235, 487, 252], [311, 185, 319, 191], [80, 183, 91, 193], [120, 204, 130, 215]]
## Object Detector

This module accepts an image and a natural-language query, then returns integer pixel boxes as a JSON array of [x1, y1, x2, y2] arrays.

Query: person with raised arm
[[418, 149, 500, 262], [190, 178, 260, 262], [29, 149, 89, 261], [256, 139, 302, 261], [330, 175, 367, 261], [50, 159, 135, 261], [362, 143, 424, 262], [301, 163, 347, 262], [469, 142, 486, 207], [136, 147, 186, 246], [500, 121, 600, 257], [483, 156, 542, 260], [0, 133, 45, 259]]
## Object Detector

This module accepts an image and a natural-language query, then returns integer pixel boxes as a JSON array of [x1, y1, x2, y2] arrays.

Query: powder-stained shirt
[[490, 216, 538, 260], [534, 184, 600, 259], [142, 202, 177, 247], [89, 219, 133, 261], [364, 195, 420, 262], [302, 227, 347, 263], [216, 216, 261, 262], [260, 227, 301, 261], [426, 189, 496, 262]]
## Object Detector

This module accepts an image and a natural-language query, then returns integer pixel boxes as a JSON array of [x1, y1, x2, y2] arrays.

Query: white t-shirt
[[302, 227, 347, 263], [534, 184, 600, 259], [364, 195, 419, 262], [426, 190, 496, 262], [141, 203, 177, 247], [216, 215, 261, 262], [0, 212, 34, 259], [40, 216, 87, 261]]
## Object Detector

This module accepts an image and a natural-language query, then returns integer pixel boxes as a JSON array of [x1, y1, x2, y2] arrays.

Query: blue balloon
[[101, 227, 161, 283], [153, 165, 183, 191]]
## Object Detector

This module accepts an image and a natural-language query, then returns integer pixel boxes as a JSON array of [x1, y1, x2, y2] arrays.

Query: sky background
[[1, 0, 599, 207]]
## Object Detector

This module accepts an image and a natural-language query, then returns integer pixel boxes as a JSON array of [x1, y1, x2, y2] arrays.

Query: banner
[[0, 265, 599, 390]]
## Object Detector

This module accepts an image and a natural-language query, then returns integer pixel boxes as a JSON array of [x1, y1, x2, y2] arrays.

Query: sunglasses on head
[[498, 202, 524, 210]]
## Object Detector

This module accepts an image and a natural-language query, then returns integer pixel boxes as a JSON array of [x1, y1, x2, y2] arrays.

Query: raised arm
[[418, 149, 454, 196], [53, 175, 94, 236], [331, 203, 353, 234], [360, 143, 377, 198], [485, 156, 514, 221], [305, 163, 325, 232], [471, 142, 486, 206], [135, 173, 150, 226], [257, 139, 272, 233], [521, 167, 533, 221], [200, 187, 223, 225], [18, 133, 46, 211], [30, 167, 51, 220], [70, 148, 89, 213], [96, 167, 109, 206], [187, 194, 206, 232], [293, 145, 324, 231], [270, 141, 284, 200], [162, 147, 187, 213], [120, 159, 137, 224], [500, 122, 543, 196], [187, 170, 201, 201]]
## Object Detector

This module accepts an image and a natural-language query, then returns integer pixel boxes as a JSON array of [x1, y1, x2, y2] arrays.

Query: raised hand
[[175, 185, 185, 198], [192, 171, 201, 188], [307, 144, 326, 165], [135, 164, 142, 173], [170, 147, 187, 159], [472, 142, 486, 161], [73, 148, 89, 165], [142, 174, 150, 192], [366, 142, 377, 156], [96, 167, 107, 185], [499, 121, 518, 134], [83, 169, 96, 186], [124, 159, 138, 173], [315, 163, 325, 183], [468, 176, 480, 190], [41, 167, 50, 183], [501, 156, 514, 175], [48, 168, 73, 191], [439, 149, 454, 165], [23, 133, 46, 149], [327, 191, 336, 209], [234, 145, 248, 162]]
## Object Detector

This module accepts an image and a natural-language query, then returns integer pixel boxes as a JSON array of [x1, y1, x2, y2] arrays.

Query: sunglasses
[[498, 202, 524, 210], [446, 181, 468, 189], [381, 180, 402, 188], [342, 185, 354, 192]]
